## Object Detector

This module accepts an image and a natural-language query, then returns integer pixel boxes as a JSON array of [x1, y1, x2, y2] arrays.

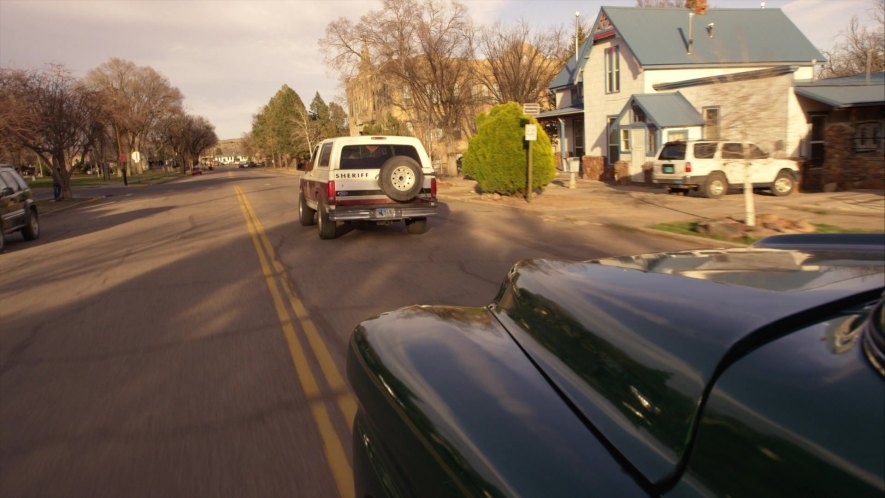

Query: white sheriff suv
[[652, 140, 800, 199], [298, 136, 437, 239]]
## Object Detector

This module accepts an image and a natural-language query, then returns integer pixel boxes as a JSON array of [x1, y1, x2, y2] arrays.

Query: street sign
[[524, 124, 537, 141], [523, 103, 540, 116]]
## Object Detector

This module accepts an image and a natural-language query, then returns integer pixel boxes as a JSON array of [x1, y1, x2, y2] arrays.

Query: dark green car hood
[[349, 305, 649, 497], [491, 248, 885, 486]]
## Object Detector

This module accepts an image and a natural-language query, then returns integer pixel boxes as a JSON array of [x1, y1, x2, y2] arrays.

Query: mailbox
[[563, 157, 581, 173]]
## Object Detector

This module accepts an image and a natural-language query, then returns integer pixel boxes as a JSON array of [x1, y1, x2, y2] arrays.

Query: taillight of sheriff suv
[[327, 180, 336, 204]]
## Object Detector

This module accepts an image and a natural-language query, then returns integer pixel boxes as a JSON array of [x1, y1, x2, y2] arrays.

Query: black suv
[[0, 166, 39, 252]]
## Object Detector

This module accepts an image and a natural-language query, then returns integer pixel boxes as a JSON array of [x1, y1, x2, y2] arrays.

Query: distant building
[[201, 138, 248, 165], [345, 47, 555, 175]]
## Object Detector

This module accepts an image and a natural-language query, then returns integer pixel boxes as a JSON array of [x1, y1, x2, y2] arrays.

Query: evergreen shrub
[[462, 102, 555, 195]]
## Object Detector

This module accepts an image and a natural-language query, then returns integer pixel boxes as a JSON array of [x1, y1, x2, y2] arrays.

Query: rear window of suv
[[339, 144, 421, 170], [658, 143, 686, 160]]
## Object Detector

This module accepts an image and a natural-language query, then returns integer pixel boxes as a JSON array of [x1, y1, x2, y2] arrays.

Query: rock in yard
[[698, 220, 747, 239]]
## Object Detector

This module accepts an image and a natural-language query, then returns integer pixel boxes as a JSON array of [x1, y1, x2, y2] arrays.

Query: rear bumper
[[329, 203, 437, 221], [653, 175, 707, 187]]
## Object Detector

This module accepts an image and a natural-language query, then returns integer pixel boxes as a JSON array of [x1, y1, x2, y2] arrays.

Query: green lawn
[[27, 170, 184, 188]]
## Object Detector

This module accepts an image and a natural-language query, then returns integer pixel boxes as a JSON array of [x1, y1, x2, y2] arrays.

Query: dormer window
[[605, 45, 620, 94], [570, 85, 583, 105]]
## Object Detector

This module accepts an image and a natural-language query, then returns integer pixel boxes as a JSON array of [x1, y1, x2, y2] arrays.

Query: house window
[[703, 107, 720, 139], [605, 45, 620, 94], [809, 114, 826, 167], [607, 116, 619, 164], [855, 122, 883, 152], [570, 85, 583, 105], [573, 118, 585, 157], [668, 130, 688, 141], [647, 126, 658, 155], [621, 129, 631, 151]]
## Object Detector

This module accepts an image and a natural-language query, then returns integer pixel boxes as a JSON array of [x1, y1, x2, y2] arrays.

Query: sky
[[0, 0, 878, 139]]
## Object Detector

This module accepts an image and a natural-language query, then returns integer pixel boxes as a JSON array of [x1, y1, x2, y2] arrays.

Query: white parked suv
[[298, 136, 437, 239], [652, 140, 800, 199]]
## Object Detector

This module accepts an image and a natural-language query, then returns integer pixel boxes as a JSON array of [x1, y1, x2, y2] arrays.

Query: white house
[[542, 6, 824, 182]]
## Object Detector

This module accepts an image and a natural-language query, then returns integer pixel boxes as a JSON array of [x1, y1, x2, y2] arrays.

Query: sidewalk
[[436, 173, 885, 235]]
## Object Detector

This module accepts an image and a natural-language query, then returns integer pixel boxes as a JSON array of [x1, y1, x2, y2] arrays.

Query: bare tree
[[820, 0, 885, 78], [291, 103, 323, 159], [160, 112, 217, 173], [477, 21, 568, 105], [240, 132, 255, 161], [84, 58, 183, 176], [0, 65, 103, 199], [322, 0, 477, 174]]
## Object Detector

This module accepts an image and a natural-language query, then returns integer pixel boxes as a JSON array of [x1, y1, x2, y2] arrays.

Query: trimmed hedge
[[462, 102, 555, 195]]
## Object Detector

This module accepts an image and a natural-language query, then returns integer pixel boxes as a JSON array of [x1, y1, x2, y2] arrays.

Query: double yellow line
[[234, 186, 356, 498]]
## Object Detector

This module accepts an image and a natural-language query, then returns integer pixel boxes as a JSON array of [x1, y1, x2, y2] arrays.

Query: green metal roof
[[598, 7, 824, 67], [549, 38, 592, 90], [623, 93, 703, 128], [536, 105, 584, 119], [794, 72, 885, 108]]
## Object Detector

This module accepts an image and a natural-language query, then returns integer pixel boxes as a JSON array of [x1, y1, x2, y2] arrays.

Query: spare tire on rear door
[[379, 156, 424, 202]]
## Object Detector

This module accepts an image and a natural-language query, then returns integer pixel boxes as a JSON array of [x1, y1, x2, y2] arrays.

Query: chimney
[[687, 12, 695, 55]]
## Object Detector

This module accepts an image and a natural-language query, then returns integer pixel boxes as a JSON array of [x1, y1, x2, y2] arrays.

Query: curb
[[625, 225, 748, 248]]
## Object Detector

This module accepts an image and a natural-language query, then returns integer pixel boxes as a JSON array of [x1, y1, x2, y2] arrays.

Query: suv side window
[[318, 143, 333, 168], [0, 171, 22, 192], [748, 144, 767, 159], [693, 143, 717, 159], [722, 143, 744, 159]]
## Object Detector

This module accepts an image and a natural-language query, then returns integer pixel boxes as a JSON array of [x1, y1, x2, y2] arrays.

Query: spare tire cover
[[379, 156, 424, 202]]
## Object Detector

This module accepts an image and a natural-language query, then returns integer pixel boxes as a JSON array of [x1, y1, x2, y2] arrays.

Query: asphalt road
[[1, 167, 708, 498]]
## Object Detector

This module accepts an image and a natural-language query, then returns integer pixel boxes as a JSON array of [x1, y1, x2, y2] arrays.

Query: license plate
[[376, 208, 396, 218], [663, 164, 675, 174]]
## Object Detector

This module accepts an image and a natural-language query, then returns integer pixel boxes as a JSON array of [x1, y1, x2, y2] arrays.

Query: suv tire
[[379, 156, 424, 202], [771, 170, 795, 197], [22, 207, 39, 240], [405, 217, 428, 235], [703, 172, 728, 199], [299, 191, 316, 226], [317, 200, 337, 239]]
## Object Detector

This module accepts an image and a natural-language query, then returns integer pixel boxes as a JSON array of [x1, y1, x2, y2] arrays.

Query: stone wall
[[612, 160, 631, 185], [821, 123, 885, 191], [582, 156, 605, 181]]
